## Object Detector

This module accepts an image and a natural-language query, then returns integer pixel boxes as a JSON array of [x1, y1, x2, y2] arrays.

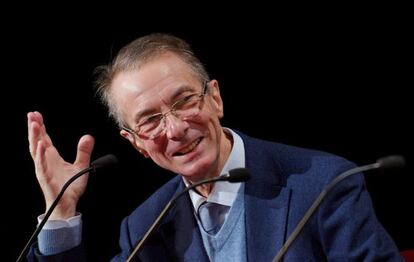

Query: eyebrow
[[133, 84, 197, 123]]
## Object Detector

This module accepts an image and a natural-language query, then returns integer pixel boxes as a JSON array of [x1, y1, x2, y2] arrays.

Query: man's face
[[112, 52, 230, 182]]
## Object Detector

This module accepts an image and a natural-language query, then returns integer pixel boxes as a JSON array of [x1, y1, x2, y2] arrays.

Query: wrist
[[45, 201, 77, 220]]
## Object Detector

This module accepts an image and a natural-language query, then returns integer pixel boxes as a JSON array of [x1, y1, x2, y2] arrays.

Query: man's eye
[[175, 95, 196, 108], [146, 115, 162, 123]]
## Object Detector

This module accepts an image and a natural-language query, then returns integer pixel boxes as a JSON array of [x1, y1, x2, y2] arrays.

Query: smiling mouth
[[174, 138, 203, 156]]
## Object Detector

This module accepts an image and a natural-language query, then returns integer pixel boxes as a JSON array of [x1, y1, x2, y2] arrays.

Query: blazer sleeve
[[27, 242, 86, 262]]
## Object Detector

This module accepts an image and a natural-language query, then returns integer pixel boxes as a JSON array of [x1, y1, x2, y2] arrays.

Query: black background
[[3, 5, 412, 261]]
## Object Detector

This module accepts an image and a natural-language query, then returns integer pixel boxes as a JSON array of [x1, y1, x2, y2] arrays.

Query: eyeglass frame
[[123, 81, 209, 140]]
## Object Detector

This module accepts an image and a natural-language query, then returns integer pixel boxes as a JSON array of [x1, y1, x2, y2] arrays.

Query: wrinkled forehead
[[114, 55, 199, 97], [111, 53, 202, 122]]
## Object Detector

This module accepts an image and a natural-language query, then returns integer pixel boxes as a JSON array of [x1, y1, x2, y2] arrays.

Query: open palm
[[28, 111, 94, 219]]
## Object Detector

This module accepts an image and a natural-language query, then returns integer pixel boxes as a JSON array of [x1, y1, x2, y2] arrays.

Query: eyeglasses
[[123, 81, 209, 140]]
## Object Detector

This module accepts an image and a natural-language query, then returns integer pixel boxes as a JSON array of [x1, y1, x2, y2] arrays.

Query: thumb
[[74, 134, 95, 168]]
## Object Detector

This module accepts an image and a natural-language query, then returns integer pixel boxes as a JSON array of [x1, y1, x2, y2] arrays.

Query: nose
[[164, 113, 189, 140]]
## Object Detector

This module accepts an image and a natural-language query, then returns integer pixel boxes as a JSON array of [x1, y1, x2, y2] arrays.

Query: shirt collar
[[185, 128, 245, 212]]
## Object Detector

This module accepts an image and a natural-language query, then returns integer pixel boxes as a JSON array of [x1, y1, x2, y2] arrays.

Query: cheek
[[144, 139, 167, 157], [193, 111, 222, 142], [197, 106, 221, 125]]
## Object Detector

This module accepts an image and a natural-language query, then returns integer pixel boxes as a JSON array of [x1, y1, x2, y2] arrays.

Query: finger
[[28, 115, 41, 159], [33, 111, 53, 146], [28, 112, 35, 157], [34, 140, 47, 178], [74, 135, 95, 168], [34, 111, 45, 135]]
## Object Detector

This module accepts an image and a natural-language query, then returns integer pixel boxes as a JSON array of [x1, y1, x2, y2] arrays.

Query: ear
[[208, 80, 224, 118], [120, 129, 150, 158]]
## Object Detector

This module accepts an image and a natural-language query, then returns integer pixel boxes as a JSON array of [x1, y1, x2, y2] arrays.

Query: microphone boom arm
[[16, 166, 94, 262], [272, 162, 381, 262], [16, 154, 117, 262], [126, 167, 250, 262], [126, 175, 229, 262]]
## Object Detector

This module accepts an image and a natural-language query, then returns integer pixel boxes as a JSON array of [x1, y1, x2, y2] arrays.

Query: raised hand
[[27, 111, 95, 219]]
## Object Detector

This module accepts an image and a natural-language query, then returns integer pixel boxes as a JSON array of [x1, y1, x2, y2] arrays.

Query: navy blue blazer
[[30, 132, 402, 261]]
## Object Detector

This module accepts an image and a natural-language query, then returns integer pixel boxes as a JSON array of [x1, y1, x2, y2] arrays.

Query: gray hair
[[94, 33, 210, 128]]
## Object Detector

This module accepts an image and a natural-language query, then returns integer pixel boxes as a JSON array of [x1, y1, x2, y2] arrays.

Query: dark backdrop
[[3, 8, 412, 261]]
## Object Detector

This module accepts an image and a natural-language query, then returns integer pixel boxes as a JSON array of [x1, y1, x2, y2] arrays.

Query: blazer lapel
[[242, 134, 291, 262], [159, 181, 209, 262], [245, 184, 291, 261]]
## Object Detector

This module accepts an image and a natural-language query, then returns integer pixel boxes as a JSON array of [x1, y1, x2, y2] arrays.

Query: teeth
[[179, 138, 201, 154]]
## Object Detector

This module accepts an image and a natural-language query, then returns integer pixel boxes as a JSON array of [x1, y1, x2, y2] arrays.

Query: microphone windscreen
[[91, 154, 118, 169], [227, 168, 250, 182], [376, 155, 405, 169]]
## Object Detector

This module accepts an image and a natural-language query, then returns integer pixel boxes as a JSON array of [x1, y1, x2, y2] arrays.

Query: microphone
[[126, 167, 250, 262], [16, 154, 118, 262], [272, 155, 405, 262]]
